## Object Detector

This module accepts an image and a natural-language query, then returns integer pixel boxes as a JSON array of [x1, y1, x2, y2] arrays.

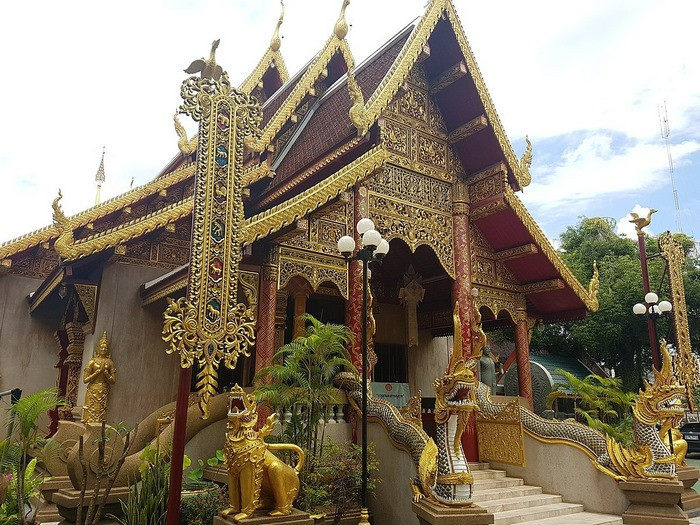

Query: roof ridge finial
[[334, 0, 350, 40], [270, 1, 284, 52], [95, 146, 105, 206]]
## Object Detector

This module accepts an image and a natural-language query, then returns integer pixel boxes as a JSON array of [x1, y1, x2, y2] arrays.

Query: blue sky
[[0, 0, 698, 246]]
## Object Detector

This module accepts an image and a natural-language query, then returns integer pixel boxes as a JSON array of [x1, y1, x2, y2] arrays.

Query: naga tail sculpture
[[221, 385, 304, 521]]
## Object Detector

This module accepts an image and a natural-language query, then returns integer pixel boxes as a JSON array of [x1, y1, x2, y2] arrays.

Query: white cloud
[[617, 205, 654, 238]]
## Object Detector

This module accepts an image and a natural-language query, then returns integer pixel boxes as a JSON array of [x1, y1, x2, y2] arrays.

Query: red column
[[514, 309, 534, 410], [451, 183, 477, 461], [255, 262, 278, 426], [637, 232, 661, 370], [346, 185, 369, 371]]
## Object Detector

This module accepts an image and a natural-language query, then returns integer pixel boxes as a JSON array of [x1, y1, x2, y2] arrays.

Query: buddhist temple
[[4, 2, 690, 525]]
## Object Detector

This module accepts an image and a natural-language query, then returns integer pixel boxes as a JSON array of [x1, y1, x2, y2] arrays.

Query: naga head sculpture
[[227, 384, 259, 432], [433, 301, 482, 457], [634, 340, 686, 426]]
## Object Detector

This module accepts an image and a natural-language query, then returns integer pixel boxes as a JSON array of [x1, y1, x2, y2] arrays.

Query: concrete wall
[[0, 274, 58, 396], [490, 433, 629, 515], [408, 331, 451, 396], [77, 262, 180, 427], [368, 421, 419, 525]]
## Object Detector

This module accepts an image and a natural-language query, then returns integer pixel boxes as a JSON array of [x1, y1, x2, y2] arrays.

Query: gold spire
[[334, 0, 350, 40], [94, 146, 105, 206], [270, 1, 284, 52]]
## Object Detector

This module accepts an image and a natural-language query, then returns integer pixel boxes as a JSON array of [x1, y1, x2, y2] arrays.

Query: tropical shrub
[[179, 486, 228, 525], [546, 370, 636, 446]]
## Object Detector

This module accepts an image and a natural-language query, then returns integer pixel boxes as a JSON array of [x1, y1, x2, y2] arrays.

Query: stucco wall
[[368, 421, 419, 525], [0, 274, 58, 396], [77, 262, 180, 427], [408, 331, 451, 395], [490, 433, 629, 515]]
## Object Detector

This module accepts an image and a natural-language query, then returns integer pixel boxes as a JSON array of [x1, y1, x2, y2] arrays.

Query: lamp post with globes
[[337, 218, 389, 525], [633, 291, 672, 371]]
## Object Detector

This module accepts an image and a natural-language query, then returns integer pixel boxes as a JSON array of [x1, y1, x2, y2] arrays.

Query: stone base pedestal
[[36, 475, 73, 523], [677, 466, 700, 517], [412, 500, 494, 525], [213, 509, 314, 525], [53, 486, 130, 523], [619, 480, 688, 525]]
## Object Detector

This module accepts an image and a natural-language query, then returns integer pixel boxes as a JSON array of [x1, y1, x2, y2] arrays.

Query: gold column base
[[358, 507, 370, 525]]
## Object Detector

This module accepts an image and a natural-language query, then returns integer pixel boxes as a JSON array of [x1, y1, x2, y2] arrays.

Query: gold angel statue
[[82, 332, 116, 423]]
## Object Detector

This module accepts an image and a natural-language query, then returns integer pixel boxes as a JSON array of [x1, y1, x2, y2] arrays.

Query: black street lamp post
[[337, 218, 389, 525]]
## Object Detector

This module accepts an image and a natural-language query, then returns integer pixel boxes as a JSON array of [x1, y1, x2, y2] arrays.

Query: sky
[[1, 0, 699, 247]]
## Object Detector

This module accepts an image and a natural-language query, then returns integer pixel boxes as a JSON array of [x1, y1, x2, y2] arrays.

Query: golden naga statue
[[221, 385, 304, 521], [82, 332, 116, 423]]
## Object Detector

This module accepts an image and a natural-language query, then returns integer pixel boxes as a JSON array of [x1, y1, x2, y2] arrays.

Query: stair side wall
[[489, 433, 629, 516]]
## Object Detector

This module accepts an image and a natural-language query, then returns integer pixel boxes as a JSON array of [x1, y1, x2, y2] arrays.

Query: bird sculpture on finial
[[184, 39, 224, 80], [270, 1, 284, 52], [629, 208, 657, 235], [334, 0, 350, 40]]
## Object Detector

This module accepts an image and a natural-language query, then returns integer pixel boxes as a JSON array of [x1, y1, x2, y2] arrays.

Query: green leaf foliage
[[532, 217, 700, 391]]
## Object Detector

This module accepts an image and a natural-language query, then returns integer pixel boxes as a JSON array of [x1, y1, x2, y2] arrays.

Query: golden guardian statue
[[82, 332, 116, 423]]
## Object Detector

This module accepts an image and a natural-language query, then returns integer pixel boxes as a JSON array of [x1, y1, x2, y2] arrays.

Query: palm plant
[[255, 314, 355, 459], [546, 371, 636, 445], [1, 388, 64, 524]]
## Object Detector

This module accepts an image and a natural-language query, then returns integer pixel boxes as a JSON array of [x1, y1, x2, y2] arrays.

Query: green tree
[[255, 314, 355, 459], [532, 217, 698, 391]]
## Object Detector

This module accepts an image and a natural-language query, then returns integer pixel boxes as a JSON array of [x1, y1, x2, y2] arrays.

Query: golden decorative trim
[[448, 115, 488, 144], [494, 243, 538, 261], [503, 188, 594, 309], [476, 401, 526, 467], [142, 277, 187, 306], [519, 279, 565, 294], [55, 200, 193, 262], [472, 285, 525, 321], [74, 284, 98, 329], [249, 36, 355, 153], [242, 146, 388, 245], [429, 60, 467, 95], [660, 232, 700, 411], [242, 163, 275, 186], [278, 246, 348, 299], [256, 136, 362, 209], [28, 270, 64, 314], [0, 162, 196, 260]]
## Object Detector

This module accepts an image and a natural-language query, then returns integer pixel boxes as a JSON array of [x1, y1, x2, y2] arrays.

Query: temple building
[[0, 0, 598, 439]]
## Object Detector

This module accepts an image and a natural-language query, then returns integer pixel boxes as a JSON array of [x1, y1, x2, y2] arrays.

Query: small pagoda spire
[[269, 1, 284, 52], [94, 146, 105, 206]]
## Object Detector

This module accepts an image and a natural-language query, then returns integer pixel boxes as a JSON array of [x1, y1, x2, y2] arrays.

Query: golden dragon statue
[[336, 300, 481, 506], [221, 385, 305, 521]]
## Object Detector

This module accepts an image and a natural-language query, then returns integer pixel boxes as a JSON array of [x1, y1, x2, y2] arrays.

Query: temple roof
[[0, 0, 597, 322]]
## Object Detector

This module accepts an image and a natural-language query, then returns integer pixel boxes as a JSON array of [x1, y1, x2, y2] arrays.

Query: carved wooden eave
[[503, 188, 598, 312], [360, 0, 531, 188], [140, 263, 188, 306]]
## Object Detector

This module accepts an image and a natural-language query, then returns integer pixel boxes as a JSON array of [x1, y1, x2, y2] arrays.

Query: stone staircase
[[470, 462, 623, 525]]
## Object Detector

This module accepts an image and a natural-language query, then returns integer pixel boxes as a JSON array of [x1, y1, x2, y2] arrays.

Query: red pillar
[[255, 261, 278, 425], [346, 185, 369, 371], [637, 232, 661, 370], [514, 309, 534, 410], [451, 183, 478, 461]]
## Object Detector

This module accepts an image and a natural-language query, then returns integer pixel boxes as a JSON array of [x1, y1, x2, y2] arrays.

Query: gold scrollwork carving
[[476, 401, 526, 466], [278, 246, 348, 299], [368, 165, 454, 278]]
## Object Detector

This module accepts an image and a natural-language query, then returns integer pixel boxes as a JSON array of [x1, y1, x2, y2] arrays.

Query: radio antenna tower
[[658, 101, 682, 232]]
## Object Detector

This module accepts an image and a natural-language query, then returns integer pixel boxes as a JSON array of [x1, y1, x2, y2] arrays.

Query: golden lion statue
[[221, 385, 304, 521]]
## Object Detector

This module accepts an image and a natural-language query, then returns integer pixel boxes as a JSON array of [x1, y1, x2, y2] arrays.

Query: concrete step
[[471, 468, 507, 480], [472, 484, 543, 503], [473, 476, 525, 490], [469, 462, 491, 470], [482, 493, 563, 513], [518, 512, 623, 525], [493, 502, 584, 525]]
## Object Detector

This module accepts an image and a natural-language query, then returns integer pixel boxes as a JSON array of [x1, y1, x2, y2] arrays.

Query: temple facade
[[0, 0, 598, 432]]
